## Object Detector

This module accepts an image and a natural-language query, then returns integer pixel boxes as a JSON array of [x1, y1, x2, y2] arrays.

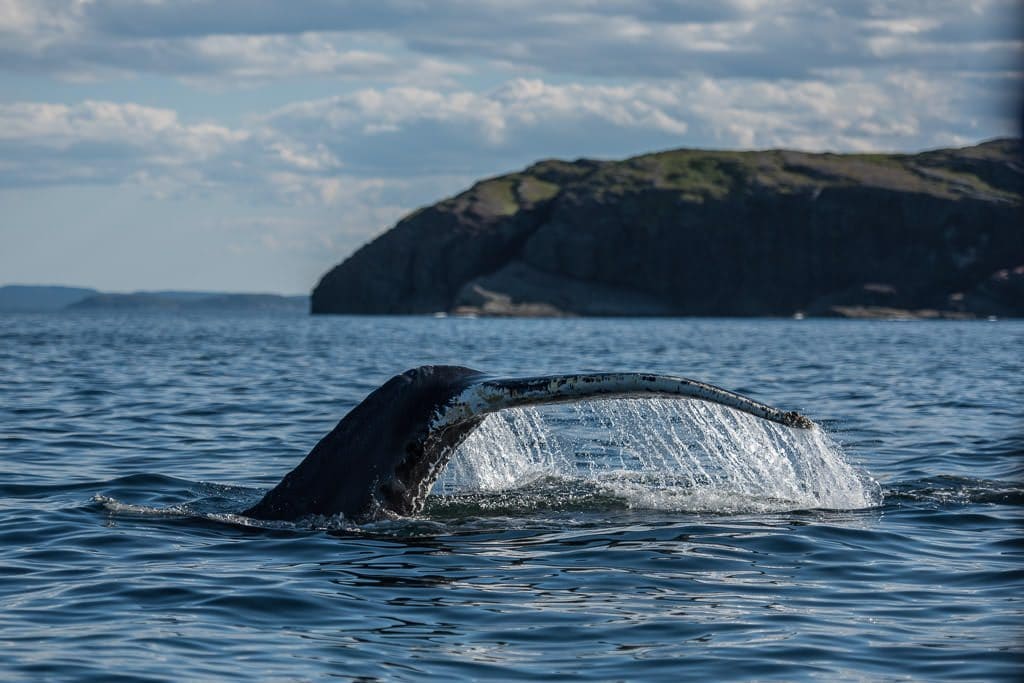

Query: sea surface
[[1, 312, 1021, 681]]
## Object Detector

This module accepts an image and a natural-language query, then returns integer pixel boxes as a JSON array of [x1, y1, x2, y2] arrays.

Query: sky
[[1, 1, 1021, 294]]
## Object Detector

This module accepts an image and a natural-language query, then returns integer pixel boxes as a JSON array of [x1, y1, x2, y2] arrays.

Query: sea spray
[[437, 399, 881, 512], [437, 406, 571, 492]]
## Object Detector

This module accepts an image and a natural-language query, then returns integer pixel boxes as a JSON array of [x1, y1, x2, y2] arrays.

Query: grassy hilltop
[[313, 139, 1023, 318]]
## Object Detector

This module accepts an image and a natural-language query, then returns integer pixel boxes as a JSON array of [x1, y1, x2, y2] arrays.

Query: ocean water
[[1, 312, 1021, 681]]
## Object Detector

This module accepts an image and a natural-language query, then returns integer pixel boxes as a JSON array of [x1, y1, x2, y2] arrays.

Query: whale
[[243, 365, 814, 522]]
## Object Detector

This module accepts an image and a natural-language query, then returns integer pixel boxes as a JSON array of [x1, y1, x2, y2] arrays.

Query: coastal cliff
[[312, 139, 1023, 318]]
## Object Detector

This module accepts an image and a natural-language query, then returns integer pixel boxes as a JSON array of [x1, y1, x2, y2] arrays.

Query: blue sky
[[1, 1, 1021, 294]]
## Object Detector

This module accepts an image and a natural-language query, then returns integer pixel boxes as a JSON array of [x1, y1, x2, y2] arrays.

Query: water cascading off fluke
[[436, 399, 880, 513]]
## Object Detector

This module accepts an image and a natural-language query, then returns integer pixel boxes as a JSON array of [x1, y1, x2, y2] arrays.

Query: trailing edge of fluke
[[243, 366, 814, 522]]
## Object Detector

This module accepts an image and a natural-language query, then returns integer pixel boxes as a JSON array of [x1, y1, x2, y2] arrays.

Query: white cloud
[[260, 72, 1007, 178], [174, 34, 468, 86], [0, 100, 249, 188], [0, 61, 1011, 197], [0, 1, 1017, 274], [0, 0, 1017, 293], [260, 79, 697, 176], [0, 100, 235, 146], [1, 2, 1017, 180], [1, 0, 1019, 84], [0, 2, 467, 85]]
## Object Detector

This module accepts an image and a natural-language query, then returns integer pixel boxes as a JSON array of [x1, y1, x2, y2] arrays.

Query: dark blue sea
[[1, 312, 1021, 681]]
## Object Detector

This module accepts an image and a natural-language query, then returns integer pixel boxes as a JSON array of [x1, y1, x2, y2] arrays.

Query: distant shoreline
[[0, 285, 308, 313]]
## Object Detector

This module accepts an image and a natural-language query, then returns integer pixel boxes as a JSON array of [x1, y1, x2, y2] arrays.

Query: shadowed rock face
[[312, 139, 1024, 318]]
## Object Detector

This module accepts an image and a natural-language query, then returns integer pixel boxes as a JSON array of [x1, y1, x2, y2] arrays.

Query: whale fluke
[[243, 366, 814, 522], [437, 372, 814, 431]]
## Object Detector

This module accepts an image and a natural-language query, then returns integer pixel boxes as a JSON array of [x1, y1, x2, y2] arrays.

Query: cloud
[[0, 83, 674, 202], [0, 100, 249, 188], [0, 2, 1017, 258], [77, 1, 740, 39], [0, 33, 466, 86], [0, 1, 466, 84], [262, 72, 1009, 178], [260, 79, 696, 176], [0, 0, 1018, 83], [4, 59, 1003, 201], [1, 53, 1011, 191], [260, 78, 696, 178], [0, 95, 480, 255]]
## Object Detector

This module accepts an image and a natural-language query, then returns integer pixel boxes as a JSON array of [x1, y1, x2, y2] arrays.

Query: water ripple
[[1, 313, 1022, 681]]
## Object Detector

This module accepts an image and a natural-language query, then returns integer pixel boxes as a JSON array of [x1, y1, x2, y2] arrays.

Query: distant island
[[0, 285, 100, 312], [312, 139, 1023, 318], [0, 286, 308, 313]]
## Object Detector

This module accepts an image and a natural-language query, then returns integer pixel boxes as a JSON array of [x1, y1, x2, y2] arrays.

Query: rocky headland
[[312, 139, 1023, 318]]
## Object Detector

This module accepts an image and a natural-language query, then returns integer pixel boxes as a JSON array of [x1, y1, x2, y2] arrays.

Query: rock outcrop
[[312, 139, 1023, 318]]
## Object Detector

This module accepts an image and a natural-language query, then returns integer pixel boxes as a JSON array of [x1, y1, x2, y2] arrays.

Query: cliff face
[[312, 139, 1024, 317]]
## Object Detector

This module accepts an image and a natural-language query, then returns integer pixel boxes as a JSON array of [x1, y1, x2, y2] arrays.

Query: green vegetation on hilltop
[[447, 140, 1020, 220], [313, 138, 1022, 318]]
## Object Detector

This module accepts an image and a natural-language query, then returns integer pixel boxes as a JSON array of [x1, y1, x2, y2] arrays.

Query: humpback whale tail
[[437, 372, 813, 431], [243, 366, 814, 522]]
